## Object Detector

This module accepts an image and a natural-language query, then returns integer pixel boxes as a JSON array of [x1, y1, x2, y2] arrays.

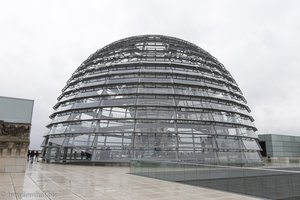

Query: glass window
[[244, 152, 261, 163], [99, 120, 108, 128], [216, 137, 243, 149], [137, 99, 175, 106], [52, 114, 70, 123], [102, 108, 111, 117], [98, 120, 134, 132], [106, 136, 123, 146], [194, 136, 214, 148], [65, 134, 95, 146], [217, 151, 245, 163], [65, 121, 96, 133], [243, 140, 260, 150], [111, 107, 127, 118], [178, 134, 193, 143], [136, 108, 175, 119], [50, 124, 68, 134], [101, 99, 136, 106], [48, 137, 65, 146]]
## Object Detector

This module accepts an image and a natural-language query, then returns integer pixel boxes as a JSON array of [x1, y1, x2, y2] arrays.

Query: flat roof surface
[[0, 96, 34, 124], [0, 163, 258, 200], [258, 133, 300, 138]]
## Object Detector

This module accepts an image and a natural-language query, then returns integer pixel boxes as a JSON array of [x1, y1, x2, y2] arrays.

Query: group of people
[[27, 150, 40, 163], [73, 151, 92, 160]]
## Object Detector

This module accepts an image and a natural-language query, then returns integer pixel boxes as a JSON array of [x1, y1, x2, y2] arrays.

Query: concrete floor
[[0, 162, 260, 200]]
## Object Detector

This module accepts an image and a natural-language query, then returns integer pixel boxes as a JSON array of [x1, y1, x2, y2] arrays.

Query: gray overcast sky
[[0, 0, 299, 149]]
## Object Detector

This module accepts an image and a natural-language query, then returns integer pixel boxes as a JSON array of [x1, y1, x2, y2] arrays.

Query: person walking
[[35, 151, 40, 162], [30, 150, 35, 164], [27, 150, 30, 161], [81, 151, 84, 160]]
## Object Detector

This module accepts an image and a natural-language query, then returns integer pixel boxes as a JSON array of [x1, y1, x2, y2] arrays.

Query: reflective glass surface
[[43, 35, 261, 165]]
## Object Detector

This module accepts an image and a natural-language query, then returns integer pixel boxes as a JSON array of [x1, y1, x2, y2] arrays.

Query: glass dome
[[42, 35, 262, 165]]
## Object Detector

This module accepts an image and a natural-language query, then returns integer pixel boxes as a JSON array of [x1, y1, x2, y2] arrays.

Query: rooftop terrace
[[0, 162, 258, 200]]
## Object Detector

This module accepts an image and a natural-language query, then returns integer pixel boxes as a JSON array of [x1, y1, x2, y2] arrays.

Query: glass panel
[[177, 111, 212, 120], [243, 140, 260, 150], [217, 151, 246, 163], [138, 88, 174, 94], [137, 99, 175, 106], [106, 136, 123, 146], [97, 120, 134, 132], [101, 99, 136, 106], [214, 126, 240, 136], [244, 152, 261, 163], [50, 124, 68, 134], [52, 114, 71, 123], [111, 107, 128, 118], [136, 108, 175, 119], [194, 136, 214, 148], [65, 134, 95, 146], [48, 137, 65, 146], [216, 137, 243, 149], [65, 121, 96, 133]]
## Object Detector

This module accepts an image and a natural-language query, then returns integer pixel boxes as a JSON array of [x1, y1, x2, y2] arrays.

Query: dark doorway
[[259, 141, 266, 157]]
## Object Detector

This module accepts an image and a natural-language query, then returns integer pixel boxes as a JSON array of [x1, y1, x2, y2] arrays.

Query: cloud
[[0, 0, 299, 149]]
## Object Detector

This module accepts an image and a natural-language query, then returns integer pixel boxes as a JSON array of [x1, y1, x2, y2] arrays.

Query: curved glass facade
[[42, 35, 262, 165]]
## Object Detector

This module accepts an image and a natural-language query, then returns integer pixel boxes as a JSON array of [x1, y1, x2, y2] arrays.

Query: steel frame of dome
[[41, 35, 262, 165]]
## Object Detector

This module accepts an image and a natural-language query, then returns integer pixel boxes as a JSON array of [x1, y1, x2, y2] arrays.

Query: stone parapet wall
[[0, 122, 30, 173], [267, 156, 300, 164]]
